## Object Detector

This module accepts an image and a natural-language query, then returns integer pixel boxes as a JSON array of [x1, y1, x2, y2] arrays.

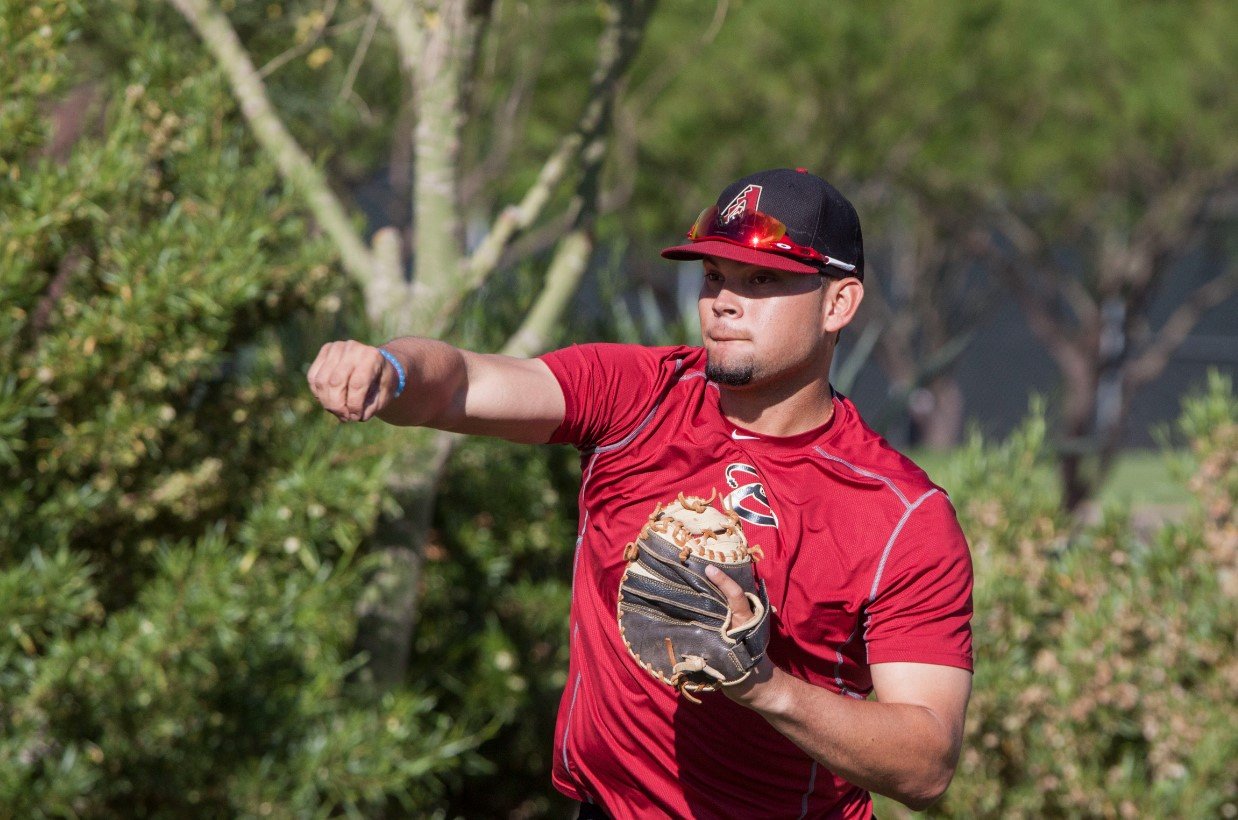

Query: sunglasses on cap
[[687, 205, 858, 274]]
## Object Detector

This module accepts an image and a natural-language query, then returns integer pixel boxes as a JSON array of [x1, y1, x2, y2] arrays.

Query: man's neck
[[718, 373, 836, 438]]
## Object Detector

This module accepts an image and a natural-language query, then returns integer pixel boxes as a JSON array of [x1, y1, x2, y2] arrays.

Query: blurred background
[[2, 0, 1234, 816]]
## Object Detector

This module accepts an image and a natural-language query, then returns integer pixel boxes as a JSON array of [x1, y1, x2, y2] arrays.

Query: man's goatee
[[705, 360, 754, 386]]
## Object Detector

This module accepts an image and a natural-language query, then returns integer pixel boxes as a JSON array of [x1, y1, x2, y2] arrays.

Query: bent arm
[[729, 659, 972, 810]]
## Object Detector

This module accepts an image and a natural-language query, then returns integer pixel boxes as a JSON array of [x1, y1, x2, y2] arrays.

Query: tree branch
[[1000, 257, 1092, 383], [455, 0, 656, 319], [257, 0, 338, 79], [1125, 265, 1238, 388], [371, 0, 477, 335], [166, 0, 381, 292], [459, 44, 541, 205], [987, 198, 1099, 332], [338, 9, 380, 103], [501, 229, 592, 357], [499, 0, 658, 357], [462, 131, 584, 291], [369, 0, 427, 79]]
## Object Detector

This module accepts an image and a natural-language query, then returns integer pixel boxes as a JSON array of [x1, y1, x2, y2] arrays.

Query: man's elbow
[[896, 758, 958, 812]]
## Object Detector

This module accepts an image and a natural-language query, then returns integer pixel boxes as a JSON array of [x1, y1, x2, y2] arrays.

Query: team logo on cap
[[720, 184, 762, 224]]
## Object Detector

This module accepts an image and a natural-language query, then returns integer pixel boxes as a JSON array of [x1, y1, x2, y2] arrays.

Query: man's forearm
[[374, 336, 468, 428], [730, 663, 962, 810]]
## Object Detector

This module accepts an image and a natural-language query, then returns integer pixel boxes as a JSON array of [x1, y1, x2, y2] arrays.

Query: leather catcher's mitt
[[617, 491, 771, 702]]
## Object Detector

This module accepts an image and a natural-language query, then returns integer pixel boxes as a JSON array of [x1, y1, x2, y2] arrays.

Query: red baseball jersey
[[540, 343, 973, 819]]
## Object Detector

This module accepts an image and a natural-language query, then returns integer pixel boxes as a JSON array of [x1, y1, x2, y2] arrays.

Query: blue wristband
[[377, 348, 406, 398]]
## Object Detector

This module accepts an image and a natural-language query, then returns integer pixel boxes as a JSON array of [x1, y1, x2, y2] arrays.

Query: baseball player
[[308, 168, 974, 818]]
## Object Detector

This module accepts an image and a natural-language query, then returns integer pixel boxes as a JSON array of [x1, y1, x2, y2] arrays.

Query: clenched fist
[[307, 340, 401, 422]]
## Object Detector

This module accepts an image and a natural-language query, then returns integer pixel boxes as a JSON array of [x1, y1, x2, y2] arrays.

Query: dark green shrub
[[1, 4, 485, 814]]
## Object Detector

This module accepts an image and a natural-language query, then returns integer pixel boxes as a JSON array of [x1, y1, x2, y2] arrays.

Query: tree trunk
[[352, 428, 457, 686], [910, 375, 965, 450], [1059, 351, 1100, 512]]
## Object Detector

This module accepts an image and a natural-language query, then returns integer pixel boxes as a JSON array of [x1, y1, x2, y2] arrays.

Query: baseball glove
[[617, 491, 771, 703]]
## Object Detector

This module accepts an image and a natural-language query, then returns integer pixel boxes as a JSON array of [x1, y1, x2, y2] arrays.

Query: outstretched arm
[[705, 567, 972, 811], [306, 337, 565, 444]]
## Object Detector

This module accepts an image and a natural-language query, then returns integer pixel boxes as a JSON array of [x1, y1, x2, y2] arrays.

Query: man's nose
[[711, 285, 743, 316]]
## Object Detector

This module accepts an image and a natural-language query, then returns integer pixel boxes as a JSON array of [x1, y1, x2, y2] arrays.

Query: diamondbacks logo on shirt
[[722, 462, 779, 529], [720, 184, 762, 224]]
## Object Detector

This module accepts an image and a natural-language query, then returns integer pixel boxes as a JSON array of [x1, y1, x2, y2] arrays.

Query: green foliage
[[0, 0, 80, 171], [414, 437, 582, 818], [1, 50, 342, 566], [0, 538, 479, 816], [872, 375, 1237, 818], [631, 0, 1238, 234], [0, 3, 485, 814]]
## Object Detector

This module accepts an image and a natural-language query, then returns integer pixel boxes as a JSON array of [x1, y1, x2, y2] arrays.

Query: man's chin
[[705, 358, 755, 387]]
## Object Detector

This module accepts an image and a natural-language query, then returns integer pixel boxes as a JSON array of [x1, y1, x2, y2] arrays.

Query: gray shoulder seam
[[812, 447, 929, 508], [868, 488, 940, 601]]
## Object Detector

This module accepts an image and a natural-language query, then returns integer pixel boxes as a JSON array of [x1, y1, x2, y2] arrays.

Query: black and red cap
[[661, 167, 865, 279]]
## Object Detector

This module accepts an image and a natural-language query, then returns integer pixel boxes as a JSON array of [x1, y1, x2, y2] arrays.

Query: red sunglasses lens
[[688, 206, 719, 240], [685, 203, 855, 273], [688, 206, 790, 249]]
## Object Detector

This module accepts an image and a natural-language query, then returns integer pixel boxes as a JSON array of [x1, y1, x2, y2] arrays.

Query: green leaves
[[0, 0, 81, 172], [0, 3, 475, 814], [0, 535, 482, 816], [905, 378, 1238, 818]]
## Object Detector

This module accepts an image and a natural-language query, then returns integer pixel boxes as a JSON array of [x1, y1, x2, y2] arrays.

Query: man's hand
[[307, 340, 399, 422], [705, 564, 755, 627], [705, 565, 779, 706]]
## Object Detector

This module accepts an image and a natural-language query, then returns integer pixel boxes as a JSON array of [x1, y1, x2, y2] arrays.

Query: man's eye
[[703, 272, 722, 282], [752, 274, 775, 285]]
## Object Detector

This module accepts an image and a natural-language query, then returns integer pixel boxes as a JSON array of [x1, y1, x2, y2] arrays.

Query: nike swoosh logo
[[731, 430, 760, 441]]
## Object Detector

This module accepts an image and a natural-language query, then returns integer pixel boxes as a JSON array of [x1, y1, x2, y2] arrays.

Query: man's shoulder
[[543, 341, 702, 364], [538, 343, 705, 451], [823, 395, 946, 506], [541, 342, 704, 383]]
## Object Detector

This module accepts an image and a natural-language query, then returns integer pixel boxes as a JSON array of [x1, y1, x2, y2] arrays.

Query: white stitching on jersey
[[561, 671, 577, 771], [868, 488, 939, 600], [586, 358, 687, 455], [573, 511, 587, 582], [833, 625, 861, 698], [565, 357, 686, 802], [589, 403, 660, 455], [561, 662, 590, 799], [811, 446, 912, 508]]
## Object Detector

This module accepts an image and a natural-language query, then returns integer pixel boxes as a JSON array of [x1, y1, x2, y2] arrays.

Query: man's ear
[[823, 277, 864, 334]]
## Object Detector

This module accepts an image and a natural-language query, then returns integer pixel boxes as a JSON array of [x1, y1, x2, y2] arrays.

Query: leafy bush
[[415, 437, 582, 819], [875, 375, 1237, 818], [1, 4, 485, 815]]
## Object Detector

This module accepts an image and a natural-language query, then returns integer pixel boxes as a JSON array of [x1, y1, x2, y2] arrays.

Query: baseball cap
[[661, 167, 865, 279]]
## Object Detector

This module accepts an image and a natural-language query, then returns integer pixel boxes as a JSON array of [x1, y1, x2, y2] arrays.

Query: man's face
[[697, 256, 832, 389]]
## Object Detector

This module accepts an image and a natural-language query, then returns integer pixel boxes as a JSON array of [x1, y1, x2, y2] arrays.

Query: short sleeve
[[538, 343, 691, 451], [863, 491, 974, 671]]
